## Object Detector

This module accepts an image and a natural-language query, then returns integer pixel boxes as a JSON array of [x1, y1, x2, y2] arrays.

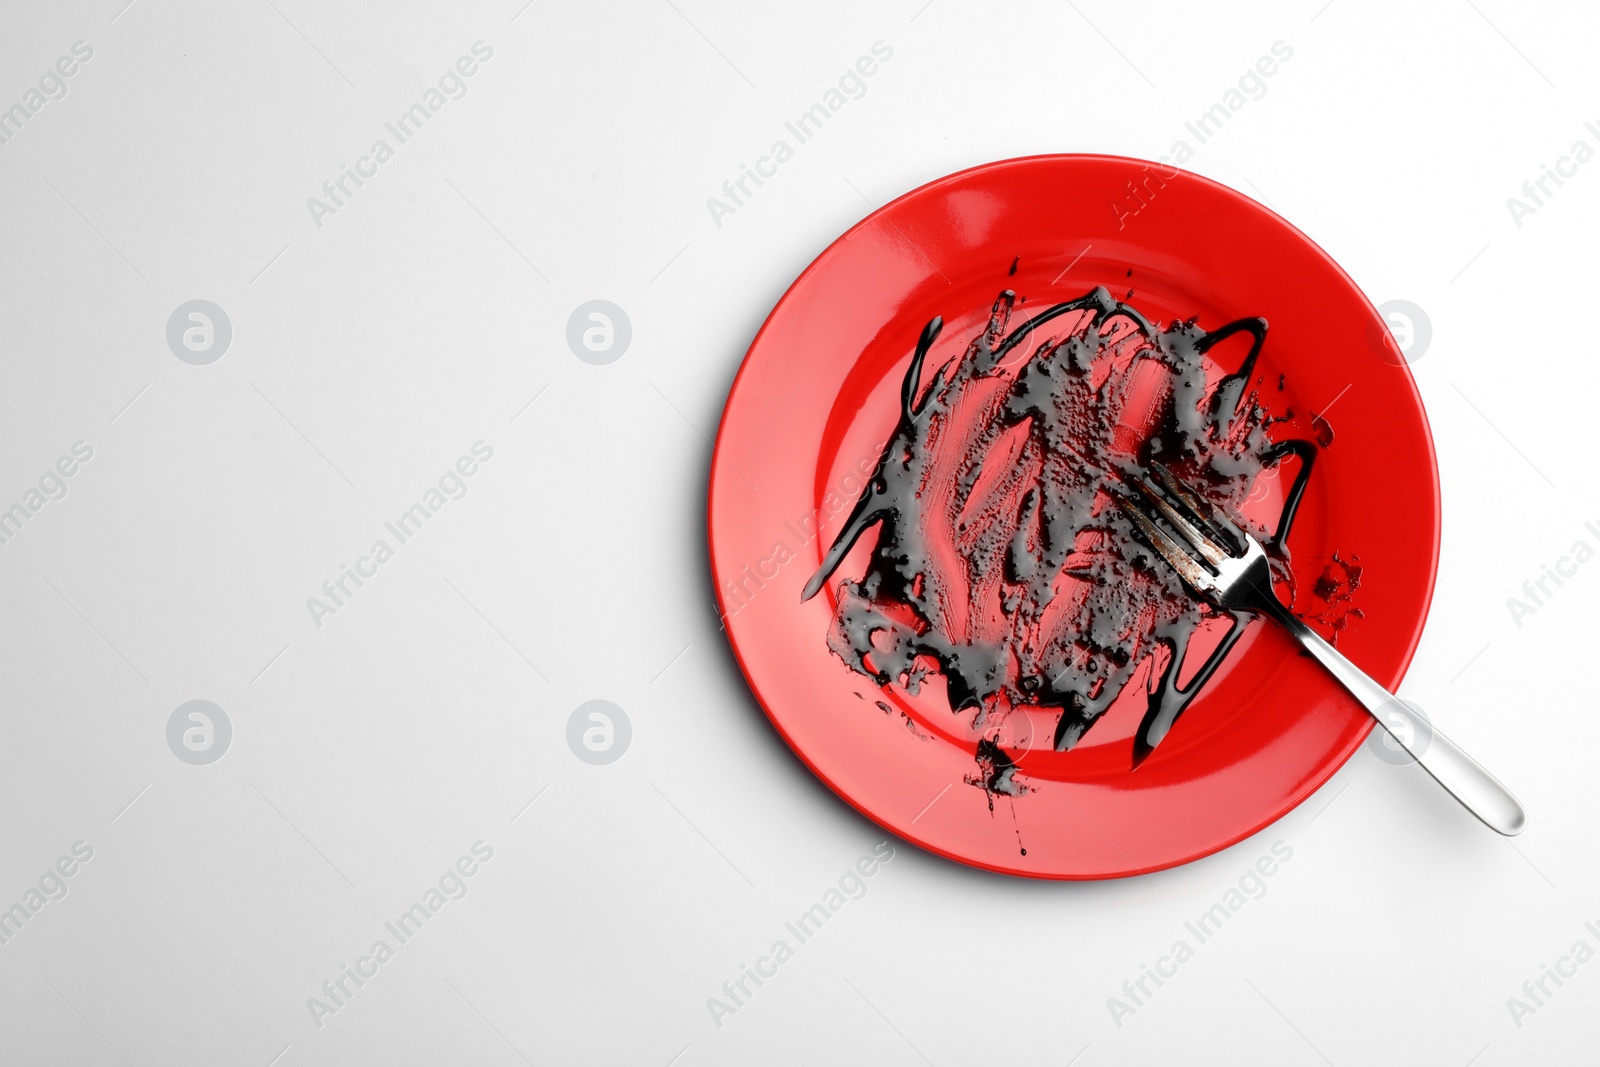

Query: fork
[[1116, 462, 1526, 836]]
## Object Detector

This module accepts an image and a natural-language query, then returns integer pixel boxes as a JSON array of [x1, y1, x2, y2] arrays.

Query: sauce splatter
[[1305, 551, 1364, 639], [803, 284, 1325, 786]]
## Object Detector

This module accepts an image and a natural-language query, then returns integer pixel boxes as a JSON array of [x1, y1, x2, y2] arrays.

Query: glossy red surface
[[707, 156, 1440, 879]]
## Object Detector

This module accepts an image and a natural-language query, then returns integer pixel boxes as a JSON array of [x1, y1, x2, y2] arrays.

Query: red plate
[[707, 155, 1439, 879]]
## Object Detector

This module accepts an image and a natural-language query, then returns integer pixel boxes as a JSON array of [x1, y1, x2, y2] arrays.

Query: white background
[[0, 0, 1594, 1064]]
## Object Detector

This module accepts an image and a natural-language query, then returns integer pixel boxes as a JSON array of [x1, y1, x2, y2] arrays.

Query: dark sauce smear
[[968, 737, 1026, 801], [803, 284, 1323, 789], [1307, 552, 1363, 635]]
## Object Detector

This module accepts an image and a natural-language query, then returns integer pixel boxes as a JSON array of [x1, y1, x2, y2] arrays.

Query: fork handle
[[1260, 599, 1527, 836]]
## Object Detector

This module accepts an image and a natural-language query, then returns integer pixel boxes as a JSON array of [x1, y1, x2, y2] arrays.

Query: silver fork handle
[[1263, 602, 1527, 836]]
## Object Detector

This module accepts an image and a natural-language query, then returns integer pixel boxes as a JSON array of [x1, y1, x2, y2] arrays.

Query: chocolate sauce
[[1305, 552, 1364, 639], [804, 284, 1322, 785], [1311, 414, 1335, 448], [967, 737, 1026, 802]]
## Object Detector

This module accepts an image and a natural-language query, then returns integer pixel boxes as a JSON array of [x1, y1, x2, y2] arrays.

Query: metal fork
[[1116, 462, 1526, 836]]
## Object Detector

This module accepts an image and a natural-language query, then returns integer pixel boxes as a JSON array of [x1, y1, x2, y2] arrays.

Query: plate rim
[[707, 152, 1442, 879]]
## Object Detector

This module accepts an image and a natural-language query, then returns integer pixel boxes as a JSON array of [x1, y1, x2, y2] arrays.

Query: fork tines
[[1113, 463, 1243, 592]]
